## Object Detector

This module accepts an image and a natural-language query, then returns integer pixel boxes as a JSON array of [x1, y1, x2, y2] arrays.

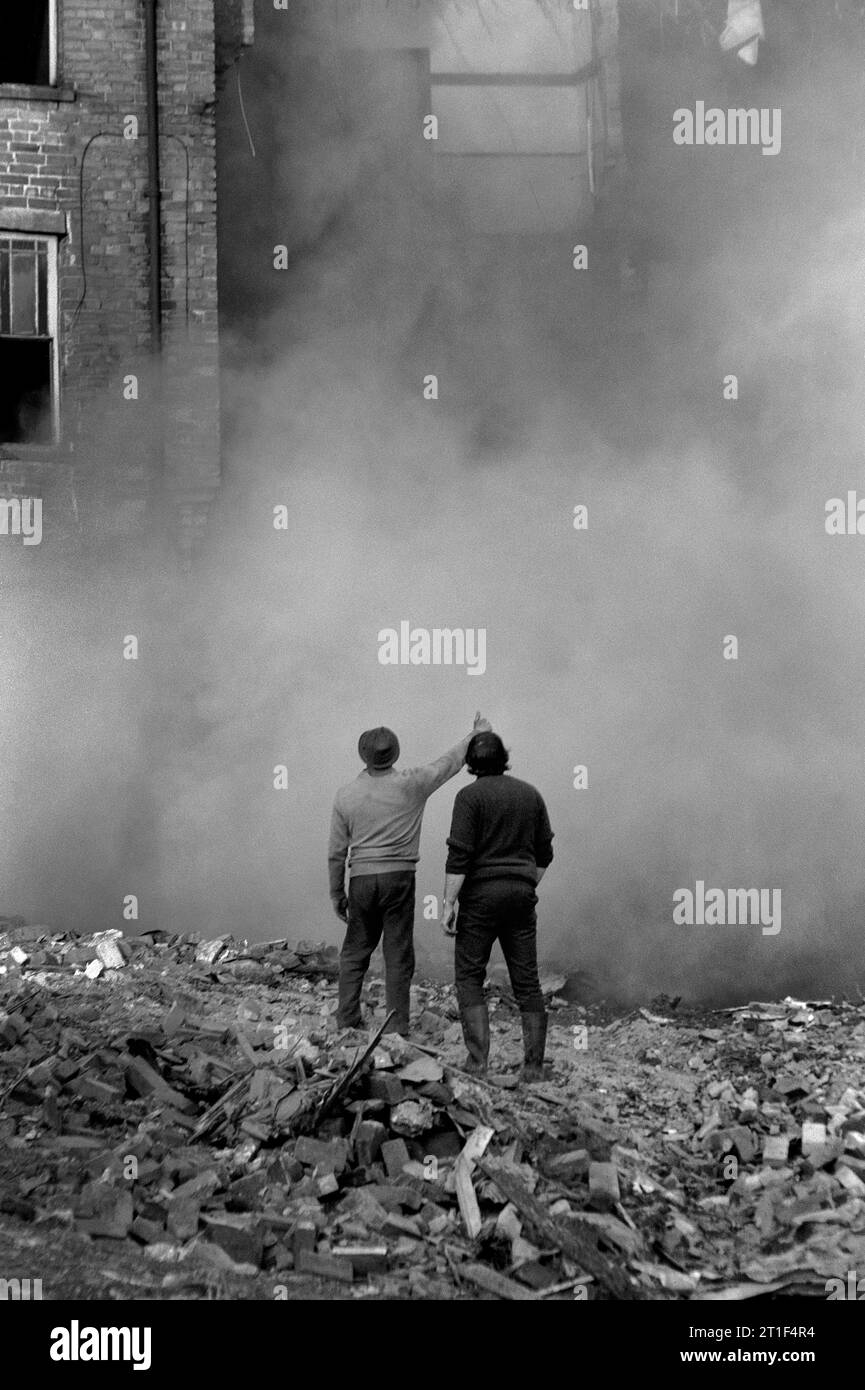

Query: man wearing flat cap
[[329, 712, 490, 1035]]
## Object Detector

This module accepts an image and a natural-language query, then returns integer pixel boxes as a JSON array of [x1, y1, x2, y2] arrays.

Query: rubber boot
[[459, 1004, 490, 1076], [520, 1010, 547, 1082]]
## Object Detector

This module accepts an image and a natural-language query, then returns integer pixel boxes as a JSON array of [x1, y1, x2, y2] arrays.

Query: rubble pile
[[1, 916, 864, 1300]]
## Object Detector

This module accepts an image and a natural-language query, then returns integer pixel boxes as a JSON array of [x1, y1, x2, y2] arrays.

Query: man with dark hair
[[442, 732, 554, 1080], [329, 712, 491, 1035]]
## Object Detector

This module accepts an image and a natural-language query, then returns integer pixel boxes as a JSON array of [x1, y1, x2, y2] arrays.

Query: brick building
[[0, 0, 253, 555]]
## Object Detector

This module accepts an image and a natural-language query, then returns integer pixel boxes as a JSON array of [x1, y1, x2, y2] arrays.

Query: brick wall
[[0, 0, 252, 554]]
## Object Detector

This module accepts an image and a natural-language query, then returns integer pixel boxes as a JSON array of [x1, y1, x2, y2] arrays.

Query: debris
[[195, 937, 232, 965], [295, 1136, 350, 1174], [762, 1135, 789, 1167], [390, 1098, 435, 1137], [458, 1263, 542, 1300], [479, 1159, 635, 1300], [454, 1158, 482, 1240], [331, 1244, 388, 1274], [296, 1249, 354, 1283], [203, 1215, 264, 1268], [95, 938, 127, 971], [354, 1120, 387, 1167], [380, 1138, 411, 1178], [397, 1056, 444, 1084], [588, 1162, 621, 1211], [539, 974, 568, 998], [2, 914, 864, 1301]]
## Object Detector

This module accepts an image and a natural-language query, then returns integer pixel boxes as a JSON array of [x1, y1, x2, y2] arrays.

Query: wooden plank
[[454, 1157, 482, 1240], [460, 1125, 495, 1166]]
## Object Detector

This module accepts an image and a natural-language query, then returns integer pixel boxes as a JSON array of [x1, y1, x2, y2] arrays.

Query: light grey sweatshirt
[[328, 736, 470, 898]]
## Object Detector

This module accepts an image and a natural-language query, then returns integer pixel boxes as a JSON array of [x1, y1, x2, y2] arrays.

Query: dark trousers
[[338, 871, 416, 1034], [454, 878, 544, 1013]]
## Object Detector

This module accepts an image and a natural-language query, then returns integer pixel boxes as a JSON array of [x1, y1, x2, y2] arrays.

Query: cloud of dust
[[3, 0, 865, 1005]]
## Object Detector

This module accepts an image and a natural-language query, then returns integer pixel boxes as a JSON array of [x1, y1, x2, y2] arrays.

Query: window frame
[[0, 232, 60, 447], [48, 0, 58, 87]]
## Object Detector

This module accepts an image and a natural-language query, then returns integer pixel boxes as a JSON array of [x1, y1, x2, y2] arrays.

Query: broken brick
[[68, 1076, 123, 1106], [296, 1249, 354, 1283], [588, 1162, 620, 1211], [130, 1217, 165, 1245], [367, 1073, 406, 1106], [354, 1120, 387, 1168], [123, 1057, 195, 1113], [95, 938, 126, 971], [727, 1126, 757, 1164], [166, 1196, 201, 1241], [294, 1135, 349, 1174], [380, 1138, 410, 1179], [204, 1215, 264, 1268], [331, 1243, 388, 1274], [293, 1222, 317, 1261], [801, 1121, 827, 1157], [762, 1135, 789, 1167], [547, 1149, 589, 1175]]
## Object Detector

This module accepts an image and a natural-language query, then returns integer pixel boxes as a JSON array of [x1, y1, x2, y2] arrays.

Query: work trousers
[[454, 877, 545, 1013], [338, 870, 415, 1035]]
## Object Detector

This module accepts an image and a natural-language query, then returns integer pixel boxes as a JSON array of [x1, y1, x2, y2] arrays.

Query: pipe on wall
[[144, 0, 162, 353]]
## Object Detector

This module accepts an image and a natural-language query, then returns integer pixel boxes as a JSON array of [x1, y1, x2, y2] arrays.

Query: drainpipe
[[144, 0, 162, 355], [144, 0, 166, 521]]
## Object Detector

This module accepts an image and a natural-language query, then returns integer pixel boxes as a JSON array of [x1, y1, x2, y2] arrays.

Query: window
[[0, 236, 58, 445], [0, 2, 57, 88]]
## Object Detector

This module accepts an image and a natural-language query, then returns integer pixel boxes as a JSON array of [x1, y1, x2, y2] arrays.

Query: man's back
[[446, 773, 554, 885], [330, 738, 469, 881], [335, 767, 432, 867]]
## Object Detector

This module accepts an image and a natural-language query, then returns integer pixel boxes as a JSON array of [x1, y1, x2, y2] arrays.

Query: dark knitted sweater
[[445, 774, 554, 885]]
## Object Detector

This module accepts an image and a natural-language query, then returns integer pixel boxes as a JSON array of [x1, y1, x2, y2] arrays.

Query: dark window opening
[[0, 238, 55, 444], [0, 340, 53, 444], [0, 4, 52, 87]]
